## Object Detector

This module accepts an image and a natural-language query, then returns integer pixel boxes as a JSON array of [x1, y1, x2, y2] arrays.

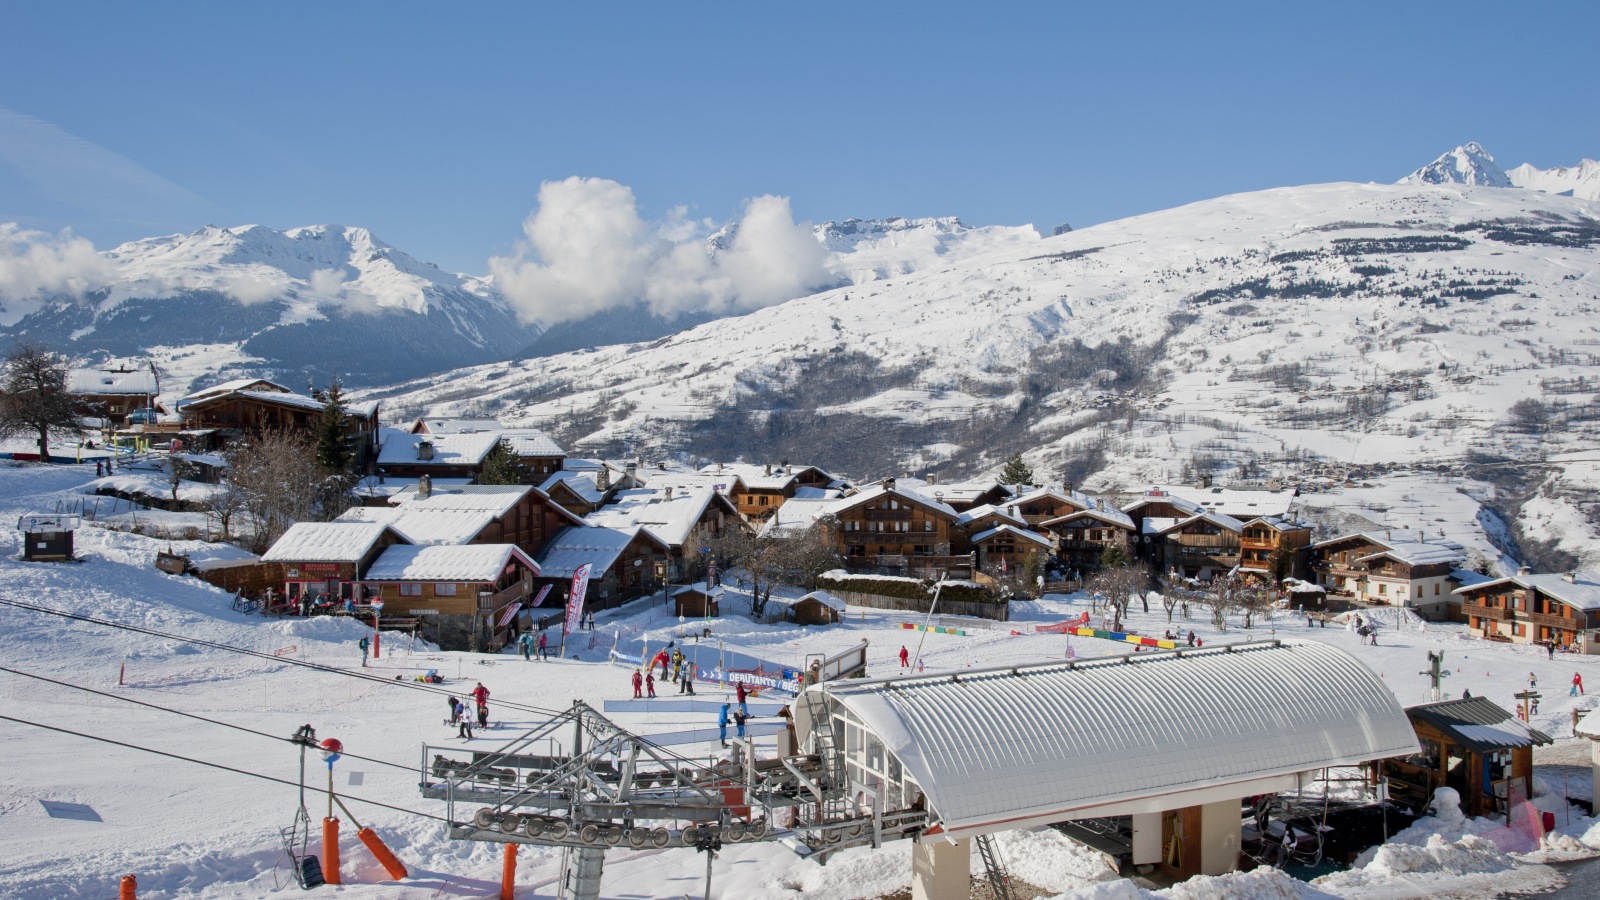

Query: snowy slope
[[371, 174, 1600, 567], [0, 224, 541, 394], [1398, 142, 1514, 187], [1509, 159, 1600, 201]]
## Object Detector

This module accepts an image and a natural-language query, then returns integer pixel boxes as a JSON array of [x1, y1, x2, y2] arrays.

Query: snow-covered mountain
[[1507, 158, 1600, 201], [0, 224, 541, 395], [371, 159, 1600, 570], [1397, 142, 1514, 187]]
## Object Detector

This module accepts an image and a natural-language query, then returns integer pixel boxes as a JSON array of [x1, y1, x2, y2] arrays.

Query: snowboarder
[[718, 702, 730, 746], [632, 669, 643, 699], [899, 645, 909, 668], [1574, 673, 1585, 696], [646, 670, 656, 698], [736, 681, 748, 717], [358, 636, 369, 667]]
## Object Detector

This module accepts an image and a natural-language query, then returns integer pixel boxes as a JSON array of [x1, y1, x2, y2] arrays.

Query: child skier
[[632, 669, 643, 699]]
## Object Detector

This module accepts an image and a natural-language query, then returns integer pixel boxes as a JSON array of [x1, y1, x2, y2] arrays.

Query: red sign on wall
[[300, 563, 341, 573]]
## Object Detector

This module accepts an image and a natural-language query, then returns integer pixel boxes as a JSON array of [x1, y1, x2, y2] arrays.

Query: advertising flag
[[566, 564, 591, 635]]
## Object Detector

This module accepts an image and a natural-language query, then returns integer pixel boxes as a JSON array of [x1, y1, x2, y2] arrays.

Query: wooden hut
[[780, 591, 844, 625], [673, 584, 723, 618], [1382, 697, 1551, 818]]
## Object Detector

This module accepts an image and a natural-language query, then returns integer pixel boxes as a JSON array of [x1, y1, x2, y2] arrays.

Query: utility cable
[[0, 713, 450, 822], [0, 665, 415, 772]]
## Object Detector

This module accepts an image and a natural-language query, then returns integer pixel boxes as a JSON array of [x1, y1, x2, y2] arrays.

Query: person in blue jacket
[[718, 703, 730, 747]]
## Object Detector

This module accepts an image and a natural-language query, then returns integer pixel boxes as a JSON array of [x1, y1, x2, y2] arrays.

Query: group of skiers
[[447, 682, 492, 739], [515, 629, 552, 661], [631, 643, 698, 697]]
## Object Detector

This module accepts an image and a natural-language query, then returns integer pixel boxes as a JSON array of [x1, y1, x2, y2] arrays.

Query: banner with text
[[565, 564, 591, 635]]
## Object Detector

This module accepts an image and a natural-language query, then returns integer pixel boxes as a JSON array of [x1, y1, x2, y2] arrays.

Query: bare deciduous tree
[[226, 430, 321, 553], [0, 342, 83, 459]]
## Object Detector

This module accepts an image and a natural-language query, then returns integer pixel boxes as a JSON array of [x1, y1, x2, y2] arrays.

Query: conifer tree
[[314, 376, 352, 474], [1000, 450, 1033, 486], [478, 440, 531, 485]]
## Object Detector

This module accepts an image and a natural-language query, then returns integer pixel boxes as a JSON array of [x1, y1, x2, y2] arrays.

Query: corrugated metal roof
[[1406, 697, 1553, 753], [823, 640, 1416, 836]]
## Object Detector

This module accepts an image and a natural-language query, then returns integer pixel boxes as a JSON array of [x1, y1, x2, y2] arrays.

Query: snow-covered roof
[[1449, 568, 1496, 590], [388, 483, 531, 516], [1576, 709, 1600, 740], [533, 525, 664, 579], [792, 485, 842, 500], [1151, 510, 1244, 535], [540, 470, 605, 505], [771, 591, 846, 611], [1240, 515, 1311, 532], [828, 485, 959, 520], [585, 485, 733, 548], [697, 462, 818, 491], [184, 544, 261, 572], [1357, 541, 1466, 569], [1451, 570, 1600, 611], [411, 417, 503, 434], [1282, 578, 1326, 594], [183, 385, 378, 419], [758, 497, 837, 537], [1311, 529, 1434, 550], [821, 640, 1417, 838], [1122, 490, 1204, 517], [1406, 697, 1552, 754], [1141, 516, 1180, 535], [364, 543, 537, 583], [970, 524, 1054, 549], [335, 506, 495, 546], [499, 428, 564, 457], [902, 480, 1010, 506], [182, 378, 290, 401], [955, 503, 1028, 528], [377, 432, 500, 467], [261, 522, 408, 563], [673, 583, 725, 599], [1009, 486, 1095, 512], [1039, 504, 1138, 531], [67, 369, 157, 396], [1155, 485, 1296, 518]]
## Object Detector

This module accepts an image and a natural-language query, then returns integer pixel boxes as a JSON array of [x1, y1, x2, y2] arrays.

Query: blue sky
[[1, 2, 1596, 274]]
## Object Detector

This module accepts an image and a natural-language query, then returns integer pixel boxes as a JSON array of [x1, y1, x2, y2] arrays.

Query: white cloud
[[0, 223, 114, 304], [488, 177, 829, 324], [220, 269, 291, 305], [308, 267, 381, 315]]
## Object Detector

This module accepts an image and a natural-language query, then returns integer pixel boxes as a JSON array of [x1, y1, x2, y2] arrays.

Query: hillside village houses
[[67, 365, 162, 428], [180, 378, 381, 457]]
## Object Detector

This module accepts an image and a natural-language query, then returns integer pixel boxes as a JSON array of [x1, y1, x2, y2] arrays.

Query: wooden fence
[[826, 588, 1010, 622]]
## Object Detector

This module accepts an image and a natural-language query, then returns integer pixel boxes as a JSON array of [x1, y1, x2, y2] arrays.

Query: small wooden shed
[[673, 584, 723, 618], [781, 591, 845, 625], [18, 514, 79, 561], [1382, 697, 1551, 818]]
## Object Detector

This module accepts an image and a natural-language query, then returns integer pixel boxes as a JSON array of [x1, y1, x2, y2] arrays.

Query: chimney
[[625, 461, 637, 486], [664, 486, 673, 501], [1563, 572, 1577, 583], [1064, 481, 1073, 493], [884, 477, 896, 493], [597, 467, 610, 491], [1199, 474, 1212, 488], [927, 473, 938, 485], [717, 462, 724, 474], [764, 463, 772, 476], [417, 474, 432, 499], [417, 440, 435, 461], [785, 464, 793, 475], [1518, 565, 1532, 576]]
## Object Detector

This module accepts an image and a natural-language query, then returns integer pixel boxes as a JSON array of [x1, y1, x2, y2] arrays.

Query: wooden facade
[[832, 483, 962, 576], [278, 529, 409, 607], [181, 386, 379, 457], [1010, 488, 1091, 527], [1457, 575, 1600, 651], [714, 465, 834, 523], [1041, 510, 1136, 573], [368, 560, 536, 618], [1237, 517, 1311, 580], [1309, 532, 1464, 615], [1382, 698, 1549, 819], [1157, 514, 1243, 580], [674, 585, 722, 618]]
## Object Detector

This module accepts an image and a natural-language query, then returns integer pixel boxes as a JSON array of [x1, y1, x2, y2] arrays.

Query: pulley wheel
[[604, 825, 625, 846], [578, 823, 601, 844], [497, 813, 522, 834], [546, 820, 570, 841], [473, 808, 496, 830]]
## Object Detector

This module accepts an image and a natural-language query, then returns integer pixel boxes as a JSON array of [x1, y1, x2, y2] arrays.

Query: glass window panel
[[867, 736, 884, 772]]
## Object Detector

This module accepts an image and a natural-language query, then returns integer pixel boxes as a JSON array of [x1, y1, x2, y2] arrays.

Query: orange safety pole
[[357, 827, 409, 881], [322, 817, 341, 885], [500, 842, 517, 900], [120, 875, 137, 899]]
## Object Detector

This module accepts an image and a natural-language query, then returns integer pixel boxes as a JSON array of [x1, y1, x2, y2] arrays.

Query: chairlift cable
[[0, 713, 449, 822], [0, 665, 415, 772]]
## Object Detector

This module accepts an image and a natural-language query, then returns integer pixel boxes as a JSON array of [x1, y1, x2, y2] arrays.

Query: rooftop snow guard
[[815, 639, 1417, 839]]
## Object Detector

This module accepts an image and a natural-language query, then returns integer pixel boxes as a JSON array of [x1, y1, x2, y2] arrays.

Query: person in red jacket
[[899, 646, 909, 668], [735, 681, 748, 717], [646, 670, 656, 698], [631, 669, 643, 699], [470, 683, 490, 705], [1574, 672, 1585, 696]]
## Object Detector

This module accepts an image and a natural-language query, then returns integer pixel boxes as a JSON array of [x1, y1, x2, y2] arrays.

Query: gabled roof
[[697, 462, 822, 491], [364, 543, 538, 582], [1157, 485, 1296, 518], [673, 583, 725, 599], [1040, 504, 1137, 531], [821, 640, 1416, 839], [389, 483, 532, 516], [771, 591, 847, 611], [410, 417, 503, 434], [67, 369, 157, 396], [1152, 510, 1244, 536], [377, 432, 500, 467], [183, 385, 378, 419], [540, 470, 605, 505], [828, 485, 959, 520], [1452, 569, 1600, 611], [1357, 543, 1466, 568], [1311, 529, 1432, 550], [955, 503, 1028, 529], [499, 428, 565, 457], [261, 522, 409, 563], [1240, 516, 1312, 532], [1122, 490, 1204, 517], [970, 524, 1054, 549], [1406, 697, 1552, 754], [758, 497, 838, 537], [533, 525, 666, 579], [182, 378, 290, 401], [1010, 486, 1095, 512], [335, 506, 495, 545], [585, 485, 737, 548]]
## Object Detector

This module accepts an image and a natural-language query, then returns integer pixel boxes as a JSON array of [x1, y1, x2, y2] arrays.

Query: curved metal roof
[[823, 640, 1416, 836]]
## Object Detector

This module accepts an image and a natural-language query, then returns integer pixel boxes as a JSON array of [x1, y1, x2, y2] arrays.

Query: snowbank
[[1045, 868, 1339, 900]]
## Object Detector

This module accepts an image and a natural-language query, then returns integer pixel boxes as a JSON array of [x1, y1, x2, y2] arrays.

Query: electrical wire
[[0, 713, 450, 822], [0, 665, 415, 772]]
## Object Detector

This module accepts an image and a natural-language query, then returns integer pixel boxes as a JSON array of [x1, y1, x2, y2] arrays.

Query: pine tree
[[478, 440, 531, 485], [1000, 451, 1033, 486], [1099, 544, 1129, 569], [313, 376, 352, 473]]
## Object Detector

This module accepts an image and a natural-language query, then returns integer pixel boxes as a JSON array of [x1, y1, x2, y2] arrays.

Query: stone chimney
[[597, 466, 610, 492], [664, 486, 674, 501], [764, 463, 772, 476], [883, 477, 896, 493], [927, 472, 938, 485], [1064, 481, 1073, 493], [625, 461, 637, 487], [1564, 572, 1577, 583], [417, 440, 435, 461], [418, 474, 432, 499], [1518, 565, 1532, 576]]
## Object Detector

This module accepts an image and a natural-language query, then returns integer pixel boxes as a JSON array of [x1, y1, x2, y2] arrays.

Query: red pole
[[323, 817, 341, 884], [119, 660, 125, 686], [372, 611, 380, 658], [501, 842, 517, 900], [120, 875, 137, 899]]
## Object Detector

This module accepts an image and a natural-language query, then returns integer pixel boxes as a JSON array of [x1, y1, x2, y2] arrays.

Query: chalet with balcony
[[1456, 569, 1600, 651], [1238, 516, 1313, 581], [971, 524, 1054, 572], [1155, 484, 1297, 520], [828, 479, 962, 577], [700, 462, 839, 522], [363, 543, 540, 650], [260, 522, 412, 609], [336, 481, 584, 560], [1040, 502, 1138, 573], [533, 525, 671, 613], [1122, 488, 1204, 523], [1152, 510, 1245, 581], [909, 480, 1013, 514], [585, 484, 742, 579], [180, 379, 380, 456], [1310, 530, 1465, 617], [1009, 486, 1095, 527], [68, 366, 161, 426], [500, 429, 566, 478], [951, 503, 1031, 555]]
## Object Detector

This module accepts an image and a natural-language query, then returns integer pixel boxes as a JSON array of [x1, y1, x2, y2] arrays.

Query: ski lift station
[[424, 639, 1417, 900]]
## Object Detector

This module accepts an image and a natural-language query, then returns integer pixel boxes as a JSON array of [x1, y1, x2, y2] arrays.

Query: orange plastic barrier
[[357, 827, 409, 881], [120, 875, 137, 899], [323, 817, 341, 885], [501, 843, 517, 900]]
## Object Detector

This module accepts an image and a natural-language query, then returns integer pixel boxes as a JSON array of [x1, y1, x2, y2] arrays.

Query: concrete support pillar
[[1199, 800, 1242, 876], [559, 847, 605, 900], [911, 837, 969, 900], [1131, 811, 1163, 866], [1590, 739, 1600, 814]]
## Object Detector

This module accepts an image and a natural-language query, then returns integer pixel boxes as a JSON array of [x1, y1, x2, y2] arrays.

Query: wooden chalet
[[951, 503, 1032, 555], [673, 584, 723, 618], [409, 417, 503, 434], [1009, 486, 1094, 527], [363, 543, 540, 649], [180, 379, 379, 456], [970, 524, 1053, 571], [336, 482, 585, 561], [914, 480, 1014, 514], [829, 479, 963, 577], [1237, 516, 1312, 580], [259, 522, 411, 608], [1309, 530, 1465, 615], [377, 432, 499, 481], [1040, 503, 1138, 573], [1382, 697, 1550, 819], [700, 462, 839, 522], [1456, 569, 1600, 651], [539, 464, 644, 517], [1152, 511, 1245, 581], [500, 429, 566, 478], [68, 367, 161, 427], [584, 484, 742, 580], [533, 525, 672, 612]]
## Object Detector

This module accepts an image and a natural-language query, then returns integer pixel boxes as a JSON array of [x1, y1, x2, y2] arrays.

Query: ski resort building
[[1386, 697, 1551, 818], [1310, 531, 1465, 615], [1009, 485, 1096, 526], [1149, 510, 1245, 581], [1039, 501, 1139, 573], [906, 480, 1013, 514], [1456, 569, 1600, 650], [336, 482, 584, 560], [363, 543, 540, 618], [531, 525, 671, 612], [376, 432, 501, 481], [698, 462, 840, 522], [260, 522, 412, 607], [67, 366, 161, 426], [797, 640, 1415, 891], [179, 380, 381, 454], [829, 480, 963, 577], [1237, 516, 1313, 579]]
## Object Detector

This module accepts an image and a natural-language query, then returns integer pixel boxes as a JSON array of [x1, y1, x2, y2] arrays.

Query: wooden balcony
[[1528, 611, 1585, 631], [1464, 603, 1510, 621], [480, 580, 530, 611], [842, 531, 930, 545], [1172, 534, 1240, 549], [863, 509, 913, 521]]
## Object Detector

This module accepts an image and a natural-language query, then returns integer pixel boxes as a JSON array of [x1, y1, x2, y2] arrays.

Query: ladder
[[975, 833, 1014, 900], [802, 688, 844, 791]]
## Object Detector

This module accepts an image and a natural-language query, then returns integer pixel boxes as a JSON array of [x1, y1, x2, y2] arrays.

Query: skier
[[476, 700, 489, 729], [95, 459, 103, 477], [632, 669, 643, 699], [646, 670, 656, 698], [447, 695, 462, 724], [736, 681, 748, 717], [1463, 688, 1472, 699], [537, 630, 548, 660], [518, 631, 533, 661], [681, 665, 696, 695], [1574, 672, 1585, 696], [718, 702, 730, 747], [471, 682, 490, 707], [899, 645, 910, 668], [734, 709, 747, 740], [458, 714, 474, 740], [1529, 672, 1538, 689], [358, 636, 369, 667]]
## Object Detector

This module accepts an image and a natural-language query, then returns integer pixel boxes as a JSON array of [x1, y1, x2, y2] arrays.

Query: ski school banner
[[901, 622, 967, 636], [531, 584, 553, 608], [565, 564, 590, 635]]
